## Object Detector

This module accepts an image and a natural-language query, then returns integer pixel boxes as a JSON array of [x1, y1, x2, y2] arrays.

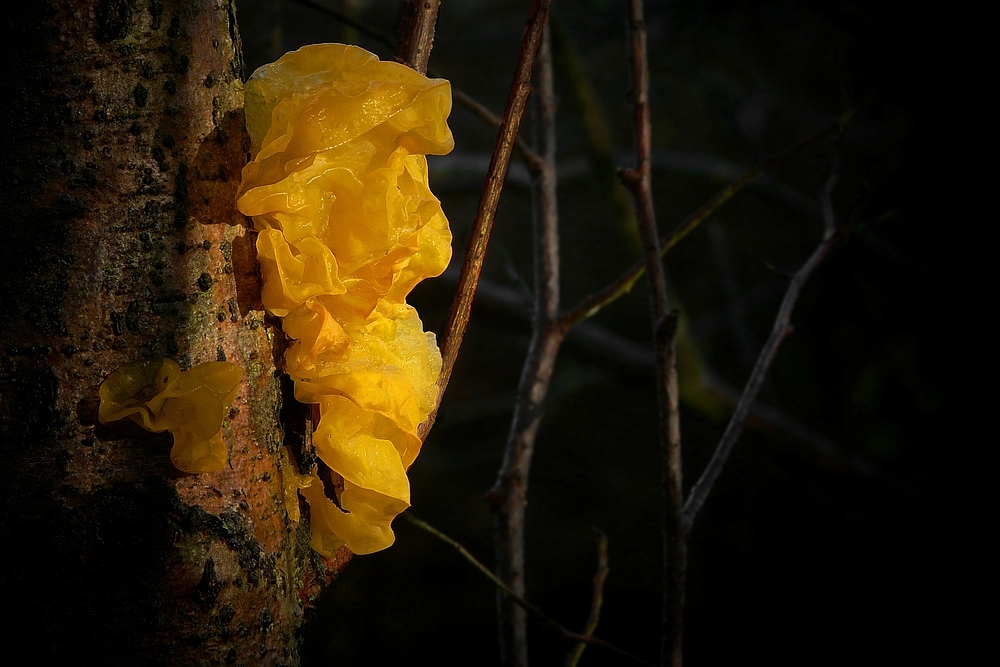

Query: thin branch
[[434, 268, 885, 483], [394, 0, 440, 74], [287, 0, 397, 50], [621, 2, 685, 664], [682, 141, 845, 534], [404, 514, 655, 667], [550, 16, 637, 248], [419, 0, 553, 441], [488, 22, 562, 667], [558, 111, 854, 331], [707, 222, 761, 376], [565, 531, 610, 667], [452, 90, 544, 173]]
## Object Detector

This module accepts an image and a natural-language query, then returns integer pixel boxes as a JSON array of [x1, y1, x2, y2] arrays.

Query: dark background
[[237, 1, 958, 664]]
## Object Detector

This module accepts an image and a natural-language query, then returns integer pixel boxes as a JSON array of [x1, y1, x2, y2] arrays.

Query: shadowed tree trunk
[[0, 1, 347, 663]]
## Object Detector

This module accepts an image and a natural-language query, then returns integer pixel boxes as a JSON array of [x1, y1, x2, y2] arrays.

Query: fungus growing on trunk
[[99, 358, 243, 473], [237, 43, 454, 555]]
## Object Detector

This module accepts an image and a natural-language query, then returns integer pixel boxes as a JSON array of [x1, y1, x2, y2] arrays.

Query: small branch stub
[[395, 0, 441, 74]]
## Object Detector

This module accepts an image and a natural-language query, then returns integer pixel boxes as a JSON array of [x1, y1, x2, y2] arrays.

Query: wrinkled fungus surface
[[99, 358, 243, 473], [237, 44, 454, 555]]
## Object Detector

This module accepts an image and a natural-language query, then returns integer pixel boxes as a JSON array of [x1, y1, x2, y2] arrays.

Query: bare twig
[[550, 16, 637, 248], [565, 531, 610, 667], [682, 141, 845, 533], [707, 222, 760, 375], [558, 112, 853, 330], [288, 0, 395, 49], [419, 0, 553, 441], [487, 23, 563, 667], [395, 0, 440, 74], [434, 268, 884, 483], [452, 90, 544, 173], [404, 514, 655, 667], [620, 2, 685, 664]]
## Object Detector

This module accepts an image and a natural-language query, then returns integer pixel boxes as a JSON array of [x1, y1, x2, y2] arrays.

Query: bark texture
[[0, 1, 347, 663]]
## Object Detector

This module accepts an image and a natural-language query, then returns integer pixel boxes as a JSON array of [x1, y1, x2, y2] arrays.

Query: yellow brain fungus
[[236, 44, 454, 556], [98, 358, 243, 473]]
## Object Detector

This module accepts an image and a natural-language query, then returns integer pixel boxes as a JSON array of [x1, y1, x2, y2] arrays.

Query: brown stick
[[288, 0, 385, 44], [620, 1, 684, 665], [486, 21, 562, 667], [682, 143, 844, 533], [452, 89, 544, 173], [558, 112, 853, 331], [394, 0, 441, 74], [565, 531, 610, 667], [419, 0, 553, 441], [404, 514, 656, 667]]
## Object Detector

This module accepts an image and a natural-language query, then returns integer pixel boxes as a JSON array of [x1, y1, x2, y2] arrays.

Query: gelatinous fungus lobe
[[99, 358, 243, 473], [236, 44, 454, 555]]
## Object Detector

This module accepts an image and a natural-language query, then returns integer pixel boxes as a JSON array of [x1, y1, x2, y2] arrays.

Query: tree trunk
[[0, 1, 346, 663]]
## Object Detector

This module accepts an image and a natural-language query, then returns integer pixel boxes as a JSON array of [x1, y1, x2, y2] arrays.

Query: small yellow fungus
[[237, 44, 453, 554], [98, 358, 243, 473], [278, 446, 313, 523]]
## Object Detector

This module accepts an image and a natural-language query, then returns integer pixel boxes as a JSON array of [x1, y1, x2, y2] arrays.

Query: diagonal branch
[[404, 514, 655, 667], [419, 0, 553, 441], [682, 140, 845, 534], [435, 260, 886, 483], [288, 0, 392, 48], [452, 89, 544, 173], [565, 531, 610, 667], [558, 112, 853, 331], [551, 16, 638, 249]]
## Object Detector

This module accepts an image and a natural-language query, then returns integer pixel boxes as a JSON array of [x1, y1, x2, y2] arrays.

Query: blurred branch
[[565, 531, 610, 667], [452, 90, 543, 173], [647, 150, 820, 218], [420, 0, 553, 441], [269, 0, 284, 61], [707, 222, 765, 381], [682, 138, 845, 534], [488, 23, 563, 667], [404, 514, 654, 667], [287, 0, 394, 48], [395, 0, 440, 74], [429, 149, 820, 216], [558, 112, 854, 331], [551, 15, 637, 248], [436, 268, 882, 483], [620, 2, 685, 664]]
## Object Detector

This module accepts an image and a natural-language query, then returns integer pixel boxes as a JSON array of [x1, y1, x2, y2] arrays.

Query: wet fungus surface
[[237, 44, 454, 555]]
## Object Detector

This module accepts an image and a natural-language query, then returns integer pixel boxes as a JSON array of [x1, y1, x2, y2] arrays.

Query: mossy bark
[[0, 2, 347, 663]]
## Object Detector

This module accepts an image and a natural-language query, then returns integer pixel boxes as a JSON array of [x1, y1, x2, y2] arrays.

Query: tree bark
[[0, 1, 346, 663]]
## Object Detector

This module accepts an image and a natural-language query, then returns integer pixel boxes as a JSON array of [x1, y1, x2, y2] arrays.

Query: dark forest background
[[237, 1, 958, 664]]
